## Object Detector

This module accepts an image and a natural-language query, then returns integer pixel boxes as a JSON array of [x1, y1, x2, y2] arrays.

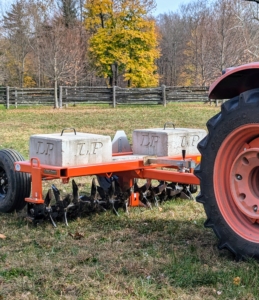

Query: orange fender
[[209, 62, 259, 99]]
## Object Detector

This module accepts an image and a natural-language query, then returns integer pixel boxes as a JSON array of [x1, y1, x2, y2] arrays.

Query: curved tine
[[114, 178, 122, 194], [49, 213, 57, 228], [97, 185, 106, 199], [145, 179, 151, 190], [109, 180, 116, 199], [154, 195, 159, 207], [51, 184, 61, 202], [124, 201, 129, 214], [79, 195, 91, 203], [72, 179, 79, 203], [63, 202, 77, 226], [151, 185, 160, 195], [158, 182, 168, 193], [44, 189, 52, 207], [146, 201, 153, 210], [112, 203, 119, 216], [143, 194, 153, 210], [185, 185, 194, 200], [62, 194, 72, 208], [91, 178, 97, 199], [97, 201, 107, 211], [64, 211, 68, 226]]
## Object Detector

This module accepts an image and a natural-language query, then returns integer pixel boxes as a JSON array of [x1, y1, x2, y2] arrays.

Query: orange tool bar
[[14, 154, 201, 204], [15, 154, 201, 179], [15, 159, 146, 178], [112, 152, 133, 156], [140, 169, 200, 185]]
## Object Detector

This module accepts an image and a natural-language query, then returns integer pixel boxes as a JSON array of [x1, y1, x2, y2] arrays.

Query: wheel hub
[[230, 145, 259, 222], [0, 170, 8, 198]]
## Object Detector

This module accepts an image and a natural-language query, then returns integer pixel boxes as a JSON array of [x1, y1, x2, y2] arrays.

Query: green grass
[[1, 102, 257, 299]]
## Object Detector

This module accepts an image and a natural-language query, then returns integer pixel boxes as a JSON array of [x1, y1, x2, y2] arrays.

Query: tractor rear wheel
[[195, 88, 259, 260], [0, 149, 31, 213]]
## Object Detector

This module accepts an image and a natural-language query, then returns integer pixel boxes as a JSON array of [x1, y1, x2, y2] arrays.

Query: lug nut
[[236, 174, 242, 180]]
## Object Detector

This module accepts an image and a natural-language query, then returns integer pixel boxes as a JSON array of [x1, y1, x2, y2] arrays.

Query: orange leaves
[[69, 231, 84, 240]]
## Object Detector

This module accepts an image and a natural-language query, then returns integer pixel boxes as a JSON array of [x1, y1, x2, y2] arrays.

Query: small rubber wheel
[[195, 88, 259, 260], [0, 149, 31, 213]]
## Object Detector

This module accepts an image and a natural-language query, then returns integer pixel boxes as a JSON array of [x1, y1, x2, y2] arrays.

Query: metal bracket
[[143, 157, 196, 169]]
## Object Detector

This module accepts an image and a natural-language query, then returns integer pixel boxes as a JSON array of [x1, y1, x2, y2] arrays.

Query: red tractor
[[196, 62, 259, 260]]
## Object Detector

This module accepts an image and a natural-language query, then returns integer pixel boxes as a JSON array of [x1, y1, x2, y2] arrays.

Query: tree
[[58, 0, 78, 27], [182, 0, 213, 86], [3, 0, 32, 87], [228, 0, 259, 62], [156, 12, 188, 86], [25, 0, 55, 87], [38, 21, 85, 107], [1, 0, 53, 87], [209, 0, 246, 77], [85, 0, 160, 87]]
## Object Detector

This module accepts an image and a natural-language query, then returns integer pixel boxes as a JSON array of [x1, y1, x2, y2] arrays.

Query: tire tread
[[0, 149, 31, 213], [194, 88, 259, 260]]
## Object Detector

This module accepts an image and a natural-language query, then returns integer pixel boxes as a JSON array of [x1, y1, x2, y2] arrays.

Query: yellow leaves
[[233, 276, 241, 286], [24, 74, 36, 88], [85, 0, 114, 30], [85, 0, 160, 87]]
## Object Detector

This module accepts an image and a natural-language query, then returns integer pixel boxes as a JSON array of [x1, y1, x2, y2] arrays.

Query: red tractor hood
[[209, 62, 259, 99]]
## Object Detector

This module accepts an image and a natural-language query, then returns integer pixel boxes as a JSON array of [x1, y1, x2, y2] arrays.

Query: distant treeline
[[0, 0, 257, 95]]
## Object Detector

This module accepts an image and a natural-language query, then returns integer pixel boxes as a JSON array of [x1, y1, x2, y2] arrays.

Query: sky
[[154, 0, 189, 15], [0, 0, 189, 16]]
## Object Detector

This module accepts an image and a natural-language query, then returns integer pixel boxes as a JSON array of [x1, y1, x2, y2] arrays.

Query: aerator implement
[[3, 62, 259, 260], [3, 124, 202, 227], [0, 121, 202, 222]]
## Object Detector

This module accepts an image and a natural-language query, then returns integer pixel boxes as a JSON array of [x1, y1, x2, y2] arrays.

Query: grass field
[[0, 103, 259, 300]]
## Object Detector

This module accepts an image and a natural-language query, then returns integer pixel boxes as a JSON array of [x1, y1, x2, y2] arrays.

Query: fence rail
[[0, 85, 210, 108]]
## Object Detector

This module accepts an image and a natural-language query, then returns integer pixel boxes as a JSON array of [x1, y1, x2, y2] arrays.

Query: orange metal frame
[[14, 153, 201, 206]]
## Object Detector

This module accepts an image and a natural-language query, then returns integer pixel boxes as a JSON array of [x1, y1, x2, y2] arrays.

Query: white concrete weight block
[[29, 132, 112, 166], [132, 128, 206, 157]]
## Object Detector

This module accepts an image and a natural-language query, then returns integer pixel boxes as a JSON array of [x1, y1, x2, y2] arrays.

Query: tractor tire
[[0, 149, 31, 213], [195, 88, 259, 260]]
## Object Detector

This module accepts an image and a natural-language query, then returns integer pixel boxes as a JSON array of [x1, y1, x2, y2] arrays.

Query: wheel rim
[[214, 124, 259, 242], [0, 167, 8, 199]]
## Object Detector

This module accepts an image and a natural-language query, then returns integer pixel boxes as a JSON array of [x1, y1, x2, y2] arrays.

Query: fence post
[[161, 85, 166, 107], [15, 88, 18, 108], [113, 85, 116, 108], [6, 86, 9, 109], [59, 86, 63, 108]]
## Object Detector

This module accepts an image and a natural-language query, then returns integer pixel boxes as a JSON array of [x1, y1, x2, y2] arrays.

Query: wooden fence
[[0, 85, 210, 108]]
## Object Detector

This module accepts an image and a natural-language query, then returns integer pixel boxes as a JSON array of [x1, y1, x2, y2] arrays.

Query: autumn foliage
[[84, 0, 160, 87], [1, 0, 259, 91]]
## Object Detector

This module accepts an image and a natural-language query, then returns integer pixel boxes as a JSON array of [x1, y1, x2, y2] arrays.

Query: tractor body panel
[[209, 62, 259, 99]]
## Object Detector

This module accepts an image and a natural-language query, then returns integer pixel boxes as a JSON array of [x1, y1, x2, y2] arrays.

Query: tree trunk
[[54, 79, 58, 108], [54, 55, 59, 108], [21, 55, 25, 88]]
